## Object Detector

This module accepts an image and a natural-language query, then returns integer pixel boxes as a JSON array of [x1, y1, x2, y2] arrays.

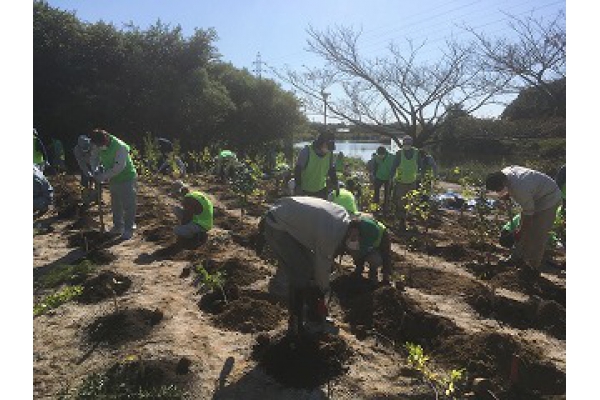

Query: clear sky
[[44, 0, 566, 119]]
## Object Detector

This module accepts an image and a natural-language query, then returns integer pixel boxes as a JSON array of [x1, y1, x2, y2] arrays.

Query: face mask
[[346, 239, 359, 251]]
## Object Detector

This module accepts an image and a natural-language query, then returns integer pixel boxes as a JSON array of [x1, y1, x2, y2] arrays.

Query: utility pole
[[252, 52, 264, 79]]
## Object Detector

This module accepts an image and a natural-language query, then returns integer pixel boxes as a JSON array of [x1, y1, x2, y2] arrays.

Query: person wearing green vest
[[215, 149, 238, 182], [33, 129, 48, 172], [89, 129, 138, 240], [294, 131, 338, 199], [390, 135, 422, 230], [344, 214, 392, 285], [328, 182, 359, 215], [499, 205, 563, 250], [369, 146, 395, 213], [50, 138, 66, 173], [170, 180, 213, 245]]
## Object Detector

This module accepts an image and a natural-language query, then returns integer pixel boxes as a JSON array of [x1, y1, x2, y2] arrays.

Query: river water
[[294, 141, 392, 162]]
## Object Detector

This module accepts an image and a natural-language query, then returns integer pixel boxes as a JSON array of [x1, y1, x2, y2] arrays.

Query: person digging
[[485, 166, 562, 280], [170, 180, 213, 247], [257, 196, 350, 338]]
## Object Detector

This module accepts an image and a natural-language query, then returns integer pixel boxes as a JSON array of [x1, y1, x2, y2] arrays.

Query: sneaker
[[120, 231, 133, 240]]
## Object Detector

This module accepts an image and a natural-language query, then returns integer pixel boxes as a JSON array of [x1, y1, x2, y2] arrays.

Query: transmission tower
[[252, 52, 264, 79]]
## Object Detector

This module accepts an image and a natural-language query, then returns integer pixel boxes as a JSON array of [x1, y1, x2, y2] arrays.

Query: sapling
[[405, 342, 466, 399], [230, 160, 260, 221], [194, 264, 228, 303]]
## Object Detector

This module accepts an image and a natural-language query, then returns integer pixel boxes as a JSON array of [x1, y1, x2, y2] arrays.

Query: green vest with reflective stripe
[[395, 148, 419, 183], [186, 191, 213, 231], [34, 136, 44, 165], [301, 145, 332, 193], [375, 152, 394, 181], [331, 188, 358, 214], [99, 135, 137, 183]]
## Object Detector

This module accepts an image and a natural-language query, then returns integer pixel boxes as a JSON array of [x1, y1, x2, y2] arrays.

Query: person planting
[[485, 166, 562, 279], [170, 180, 213, 245], [293, 131, 339, 199], [258, 197, 351, 337], [344, 214, 392, 285], [89, 128, 138, 241], [214, 149, 238, 182], [328, 181, 359, 215]]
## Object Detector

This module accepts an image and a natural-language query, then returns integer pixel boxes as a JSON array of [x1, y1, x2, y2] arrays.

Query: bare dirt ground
[[33, 173, 566, 399]]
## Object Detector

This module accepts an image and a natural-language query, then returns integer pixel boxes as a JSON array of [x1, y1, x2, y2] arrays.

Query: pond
[[294, 141, 392, 163]]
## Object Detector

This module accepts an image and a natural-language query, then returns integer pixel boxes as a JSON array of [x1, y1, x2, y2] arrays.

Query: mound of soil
[[67, 230, 116, 249], [434, 331, 566, 396], [85, 307, 163, 346], [198, 284, 241, 314], [213, 296, 285, 333], [203, 257, 267, 287], [372, 286, 460, 348], [72, 358, 190, 398], [252, 332, 353, 389], [398, 266, 489, 296], [143, 225, 173, 243], [86, 248, 117, 265], [78, 270, 132, 304]]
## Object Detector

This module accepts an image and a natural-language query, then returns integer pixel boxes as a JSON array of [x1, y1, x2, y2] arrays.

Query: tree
[[501, 78, 565, 120], [466, 10, 566, 115], [278, 25, 510, 147]]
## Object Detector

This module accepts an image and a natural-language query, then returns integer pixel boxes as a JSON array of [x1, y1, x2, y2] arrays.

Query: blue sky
[[43, 0, 566, 119]]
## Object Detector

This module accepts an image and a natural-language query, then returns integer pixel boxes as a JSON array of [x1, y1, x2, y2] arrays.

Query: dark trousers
[[373, 179, 391, 209]]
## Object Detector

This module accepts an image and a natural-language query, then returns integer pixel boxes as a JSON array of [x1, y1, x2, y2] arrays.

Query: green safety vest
[[359, 216, 387, 255], [395, 148, 419, 183], [99, 135, 137, 183], [186, 191, 213, 231], [330, 188, 358, 214], [375, 152, 394, 181], [301, 145, 332, 193], [33, 136, 44, 165]]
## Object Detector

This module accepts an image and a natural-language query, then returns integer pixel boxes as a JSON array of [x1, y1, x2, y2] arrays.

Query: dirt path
[[33, 174, 566, 399]]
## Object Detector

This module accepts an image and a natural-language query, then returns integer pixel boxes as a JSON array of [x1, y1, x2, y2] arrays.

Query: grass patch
[[36, 260, 96, 289], [34, 285, 83, 316]]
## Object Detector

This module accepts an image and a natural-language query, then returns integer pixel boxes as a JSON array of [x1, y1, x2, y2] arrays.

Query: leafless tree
[[275, 25, 511, 146], [465, 10, 566, 106]]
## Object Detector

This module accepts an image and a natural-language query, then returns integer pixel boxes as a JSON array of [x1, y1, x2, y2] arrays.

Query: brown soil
[[34, 173, 567, 399], [84, 307, 164, 347], [252, 332, 353, 389]]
